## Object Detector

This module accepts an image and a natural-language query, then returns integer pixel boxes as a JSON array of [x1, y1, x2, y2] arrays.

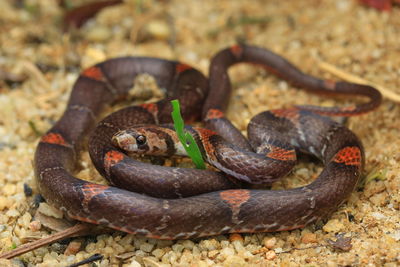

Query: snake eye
[[136, 135, 146, 146]]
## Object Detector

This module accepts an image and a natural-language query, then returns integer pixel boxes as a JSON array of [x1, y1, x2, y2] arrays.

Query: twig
[[66, 253, 103, 267], [20, 60, 51, 91], [318, 61, 400, 103], [0, 223, 91, 259]]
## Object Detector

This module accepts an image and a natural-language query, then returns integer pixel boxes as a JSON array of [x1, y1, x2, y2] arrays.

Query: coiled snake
[[34, 44, 381, 239]]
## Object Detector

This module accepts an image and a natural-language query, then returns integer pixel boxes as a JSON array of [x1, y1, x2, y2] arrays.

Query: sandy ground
[[0, 0, 399, 266]]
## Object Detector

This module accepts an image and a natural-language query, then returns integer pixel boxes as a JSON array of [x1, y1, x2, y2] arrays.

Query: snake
[[34, 44, 382, 239]]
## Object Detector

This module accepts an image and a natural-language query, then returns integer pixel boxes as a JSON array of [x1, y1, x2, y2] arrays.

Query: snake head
[[112, 128, 149, 154], [112, 126, 178, 156]]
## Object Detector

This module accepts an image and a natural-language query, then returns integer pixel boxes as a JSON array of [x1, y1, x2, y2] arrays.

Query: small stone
[[0, 196, 10, 210], [142, 257, 161, 267], [37, 203, 63, 219], [220, 240, 230, 248], [3, 183, 16, 196], [232, 239, 245, 253], [181, 239, 195, 250], [29, 220, 41, 231], [64, 241, 82, 256], [241, 250, 254, 259], [151, 248, 165, 258], [220, 247, 235, 259], [0, 260, 12, 267], [145, 20, 171, 40], [301, 233, 317, 244], [369, 192, 388, 206], [6, 209, 20, 217], [323, 219, 345, 233], [172, 243, 184, 253], [20, 212, 32, 226], [127, 259, 142, 267], [162, 251, 177, 264], [223, 255, 246, 267], [229, 233, 243, 242], [139, 242, 154, 253], [265, 250, 276, 260], [263, 237, 276, 249], [103, 246, 114, 255], [208, 250, 219, 259], [86, 26, 112, 42], [199, 239, 219, 251], [85, 242, 96, 253]]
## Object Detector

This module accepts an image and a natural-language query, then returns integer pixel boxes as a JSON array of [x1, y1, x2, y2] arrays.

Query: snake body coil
[[34, 45, 381, 239]]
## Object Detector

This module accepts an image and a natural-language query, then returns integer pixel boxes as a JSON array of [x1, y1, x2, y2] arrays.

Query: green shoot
[[171, 100, 206, 169]]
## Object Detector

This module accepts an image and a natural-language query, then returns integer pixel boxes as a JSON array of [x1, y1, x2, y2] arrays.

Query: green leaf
[[171, 100, 206, 169]]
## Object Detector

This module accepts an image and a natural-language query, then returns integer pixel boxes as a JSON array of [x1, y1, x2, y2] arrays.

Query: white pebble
[[180, 240, 195, 250], [140, 242, 154, 253], [220, 247, 235, 259], [151, 248, 165, 258], [172, 243, 184, 253], [127, 259, 141, 267]]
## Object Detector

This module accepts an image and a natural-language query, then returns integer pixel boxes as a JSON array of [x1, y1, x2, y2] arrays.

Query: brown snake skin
[[34, 44, 382, 239]]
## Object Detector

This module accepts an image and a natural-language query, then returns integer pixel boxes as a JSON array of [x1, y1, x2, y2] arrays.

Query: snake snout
[[112, 130, 139, 152]]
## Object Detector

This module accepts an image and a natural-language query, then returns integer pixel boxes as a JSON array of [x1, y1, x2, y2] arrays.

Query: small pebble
[[128, 259, 142, 267], [263, 237, 277, 249], [220, 240, 230, 248], [232, 240, 245, 253], [145, 20, 171, 40], [223, 255, 246, 267], [323, 219, 345, 233], [229, 233, 244, 242], [86, 26, 112, 42], [3, 183, 16, 196], [64, 241, 82, 256], [301, 233, 318, 244], [220, 247, 235, 259], [265, 250, 276, 260], [180, 239, 195, 250], [0, 196, 10, 210], [20, 212, 32, 226], [6, 209, 20, 217], [140, 242, 154, 253], [37, 202, 63, 219], [208, 250, 219, 259], [151, 248, 165, 258], [172, 243, 184, 253], [29, 220, 41, 231], [199, 239, 219, 251]]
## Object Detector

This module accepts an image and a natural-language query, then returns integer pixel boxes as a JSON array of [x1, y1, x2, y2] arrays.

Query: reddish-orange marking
[[270, 108, 300, 125], [69, 214, 99, 224], [104, 150, 125, 175], [194, 127, 217, 159], [323, 79, 337, 90], [139, 103, 158, 117], [40, 133, 68, 146], [105, 150, 124, 165], [176, 63, 192, 73], [82, 66, 104, 81], [205, 108, 225, 120], [81, 184, 110, 211], [266, 146, 296, 161], [333, 146, 362, 166], [220, 190, 251, 210], [337, 105, 357, 114], [230, 45, 243, 58]]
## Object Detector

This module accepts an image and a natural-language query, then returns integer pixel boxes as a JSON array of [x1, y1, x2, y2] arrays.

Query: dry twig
[[318, 61, 400, 103], [0, 223, 91, 260]]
